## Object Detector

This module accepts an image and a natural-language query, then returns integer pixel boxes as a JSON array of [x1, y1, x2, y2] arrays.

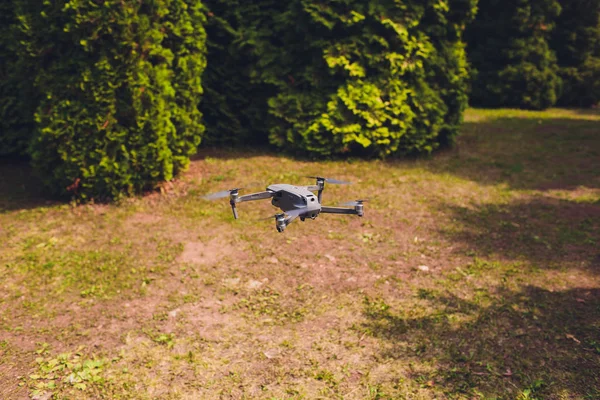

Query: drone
[[202, 176, 366, 232]]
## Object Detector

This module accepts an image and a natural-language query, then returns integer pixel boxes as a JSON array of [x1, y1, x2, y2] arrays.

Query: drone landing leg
[[230, 202, 239, 219], [229, 190, 274, 220]]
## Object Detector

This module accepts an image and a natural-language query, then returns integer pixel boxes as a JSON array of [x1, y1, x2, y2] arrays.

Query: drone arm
[[320, 206, 358, 215], [227, 190, 274, 220], [285, 214, 300, 226], [306, 185, 320, 192], [235, 190, 274, 203], [321, 206, 363, 217]]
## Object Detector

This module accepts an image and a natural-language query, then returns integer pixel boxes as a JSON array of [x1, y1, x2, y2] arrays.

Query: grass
[[1, 108, 599, 399]]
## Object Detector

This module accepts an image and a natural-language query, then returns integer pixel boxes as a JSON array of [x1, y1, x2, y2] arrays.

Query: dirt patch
[[298, 261, 376, 292], [172, 298, 232, 341], [179, 239, 235, 266], [2, 110, 600, 399], [125, 212, 163, 226], [0, 361, 29, 399], [0, 330, 39, 353]]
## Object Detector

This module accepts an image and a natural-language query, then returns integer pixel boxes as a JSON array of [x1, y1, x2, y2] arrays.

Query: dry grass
[[1, 108, 599, 399]]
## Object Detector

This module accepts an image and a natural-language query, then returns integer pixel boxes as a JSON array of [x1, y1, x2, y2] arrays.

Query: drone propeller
[[201, 188, 242, 200], [338, 199, 369, 207], [306, 176, 352, 185]]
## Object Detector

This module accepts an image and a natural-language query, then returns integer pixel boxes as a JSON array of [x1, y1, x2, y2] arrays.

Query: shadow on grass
[[0, 159, 58, 213], [573, 108, 600, 117], [424, 116, 600, 191], [0, 148, 282, 214], [193, 146, 280, 161], [199, 115, 600, 192], [2, 112, 598, 212], [194, 145, 369, 163], [438, 196, 600, 271], [362, 286, 600, 398]]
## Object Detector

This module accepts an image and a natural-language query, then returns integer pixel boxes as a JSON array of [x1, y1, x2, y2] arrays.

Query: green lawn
[[1, 108, 599, 399]]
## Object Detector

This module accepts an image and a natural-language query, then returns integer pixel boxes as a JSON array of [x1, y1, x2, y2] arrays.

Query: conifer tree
[[14, 0, 207, 199], [551, 0, 600, 106], [466, 0, 562, 110]]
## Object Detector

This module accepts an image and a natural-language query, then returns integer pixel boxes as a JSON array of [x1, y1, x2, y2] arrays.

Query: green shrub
[[14, 0, 207, 199], [204, 0, 476, 157], [0, 2, 36, 157], [466, 0, 562, 110], [420, 0, 478, 147], [551, 0, 600, 107], [200, 0, 272, 146], [268, 1, 477, 157]]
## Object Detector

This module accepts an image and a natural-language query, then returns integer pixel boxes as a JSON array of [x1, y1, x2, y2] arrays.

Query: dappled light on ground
[[1, 108, 599, 399]]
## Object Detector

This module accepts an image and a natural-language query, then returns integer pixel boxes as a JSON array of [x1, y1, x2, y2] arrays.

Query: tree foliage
[[551, 0, 600, 107], [204, 0, 477, 157], [466, 0, 562, 110], [0, 1, 36, 157], [13, 0, 207, 199], [200, 0, 272, 146]]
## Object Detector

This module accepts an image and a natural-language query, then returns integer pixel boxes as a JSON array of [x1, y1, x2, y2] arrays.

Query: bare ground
[[1, 108, 599, 399]]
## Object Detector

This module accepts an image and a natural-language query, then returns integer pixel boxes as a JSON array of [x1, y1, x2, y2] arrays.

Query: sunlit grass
[[0, 108, 599, 399]]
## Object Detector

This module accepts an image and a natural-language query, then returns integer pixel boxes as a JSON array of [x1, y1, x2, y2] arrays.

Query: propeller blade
[[201, 188, 241, 200], [338, 199, 369, 207], [306, 176, 352, 185], [325, 178, 352, 185]]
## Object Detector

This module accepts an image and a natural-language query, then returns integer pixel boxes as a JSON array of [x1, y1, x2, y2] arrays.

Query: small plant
[[314, 369, 338, 388], [232, 287, 305, 324], [517, 379, 546, 400], [145, 330, 177, 349], [26, 345, 107, 398], [363, 296, 391, 319]]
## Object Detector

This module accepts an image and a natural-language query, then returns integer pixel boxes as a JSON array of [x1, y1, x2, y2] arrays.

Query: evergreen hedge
[[466, 0, 562, 110], [204, 0, 477, 157], [13, 0, 207, 199], [0, 2, 36, 157], [200, 0, 272, 146], [551, 0, 600, 107]]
